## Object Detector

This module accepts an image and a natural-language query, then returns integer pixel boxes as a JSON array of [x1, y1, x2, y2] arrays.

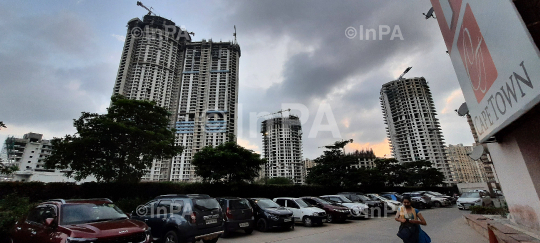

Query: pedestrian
[[395, 196, 431, 243]]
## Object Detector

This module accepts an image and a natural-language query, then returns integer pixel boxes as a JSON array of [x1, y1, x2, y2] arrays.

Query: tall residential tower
[[261, 115, 304, 184], [380, 77, 452, 184], [113, 15, 240, 181]]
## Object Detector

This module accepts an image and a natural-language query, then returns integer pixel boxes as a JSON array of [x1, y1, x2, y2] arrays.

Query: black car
[[247, 198, 294, 232], [338, 192, 385, 216], [132, 194, 224, 243], [217, 197, 255, 237]]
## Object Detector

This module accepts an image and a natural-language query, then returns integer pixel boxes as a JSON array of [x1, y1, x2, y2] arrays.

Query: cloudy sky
[[0, 0, 475, 160]]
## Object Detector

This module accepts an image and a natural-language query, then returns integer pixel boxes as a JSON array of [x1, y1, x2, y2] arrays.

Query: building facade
[[380, 77, 453, 183], [261, 115, 304, 184], [3, 133, 95, 183], [447, 144, 490, 183], [113, 15, 240, 182], [349, 149, 377, 169]]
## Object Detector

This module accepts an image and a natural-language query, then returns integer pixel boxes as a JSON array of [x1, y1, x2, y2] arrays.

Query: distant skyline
[[0, 0, 474, 160]]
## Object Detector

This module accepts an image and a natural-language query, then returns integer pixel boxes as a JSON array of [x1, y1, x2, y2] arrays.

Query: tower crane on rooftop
[[258, 109, 291, 119], [137, 1, 155, 16]]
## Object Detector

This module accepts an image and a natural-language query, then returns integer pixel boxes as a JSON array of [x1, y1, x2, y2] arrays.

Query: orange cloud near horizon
[[346, 139, 391, 158]]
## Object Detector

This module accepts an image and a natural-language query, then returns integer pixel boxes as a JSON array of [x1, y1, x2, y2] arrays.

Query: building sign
[[431, 0, 540, 142]]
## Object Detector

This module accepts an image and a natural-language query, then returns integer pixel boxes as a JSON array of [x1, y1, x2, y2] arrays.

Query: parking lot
[[220, 206, 486, 243]]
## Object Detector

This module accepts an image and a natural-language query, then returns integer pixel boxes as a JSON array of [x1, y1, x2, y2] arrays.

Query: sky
[[0, 0, 476, 160]]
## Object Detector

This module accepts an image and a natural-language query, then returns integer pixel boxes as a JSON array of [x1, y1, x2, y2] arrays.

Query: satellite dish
[[469, 145, 485, 160], [423, 7, 436, 19], [457, 102, 469, 116]]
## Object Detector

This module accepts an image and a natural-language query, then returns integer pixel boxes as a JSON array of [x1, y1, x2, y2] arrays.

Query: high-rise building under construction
[[113, 14, 240, 181], [380, 77, 453, 184]]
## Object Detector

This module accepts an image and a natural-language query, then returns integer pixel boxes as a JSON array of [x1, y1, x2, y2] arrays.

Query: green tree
[[192, 141, 266, 184], [266, 177, 293, 185], [372, 158, 406, 187], [44, 95, 183, 182], [306, 139, 360, 187], [0, 165, 18, 175], [402, 160, 444, 187]]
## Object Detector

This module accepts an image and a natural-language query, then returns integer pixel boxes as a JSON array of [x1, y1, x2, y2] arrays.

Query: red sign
[[456, 4, 498, 103]]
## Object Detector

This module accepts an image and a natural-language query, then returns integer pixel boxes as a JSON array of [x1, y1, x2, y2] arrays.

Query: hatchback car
[[131, 194, 223, 243], [247, 198, 294, 232], [217, 197, 254, 237], [274, 197, 327, 227], [300, 196, 350, 223], [457, 192, 493, 210], [10, 198, 151, 243]]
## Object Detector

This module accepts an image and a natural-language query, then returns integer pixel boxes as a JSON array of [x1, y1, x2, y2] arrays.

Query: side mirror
[[45, 218, 56, 227]]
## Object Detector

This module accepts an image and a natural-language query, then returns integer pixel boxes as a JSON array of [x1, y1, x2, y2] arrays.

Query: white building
[[261, 115, 304, 184], [3, 133, 95, 183], [380, 77, 453, 184], [349, 149, 377, 169], [447, 144, 490, 183], [113, 15, 240, 182]]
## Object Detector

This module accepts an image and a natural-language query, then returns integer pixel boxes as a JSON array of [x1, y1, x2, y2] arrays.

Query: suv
[[217, 197, 254, 237], [414, 191, 451, 207], [300, 197, 350, 223], [9, 198, 151, 243], [273, 197, 327, 227], [247, 198, 294, 232], [132, 194, 223, 243]]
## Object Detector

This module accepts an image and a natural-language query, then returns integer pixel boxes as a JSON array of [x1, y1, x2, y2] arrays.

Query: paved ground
[[219, 205, 486, 243]]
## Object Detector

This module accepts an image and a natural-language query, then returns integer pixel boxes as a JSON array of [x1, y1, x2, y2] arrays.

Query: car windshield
[[461, 192, 481, 198], [429, 192, 443, 196], [315, 198, 331, 205], [256, 199, 281, 209], [194, 199, 220, 211], [337, 195, 353, 203], [61, 203, 127, 225], [295, 199, 310, 208]]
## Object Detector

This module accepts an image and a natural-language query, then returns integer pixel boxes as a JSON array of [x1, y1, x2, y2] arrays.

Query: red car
[[300, 197, 350, 223], [9, 198, 151, 243]]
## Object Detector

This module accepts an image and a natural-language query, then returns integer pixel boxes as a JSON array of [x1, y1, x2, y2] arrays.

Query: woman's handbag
[[397, 223, 419, 241]]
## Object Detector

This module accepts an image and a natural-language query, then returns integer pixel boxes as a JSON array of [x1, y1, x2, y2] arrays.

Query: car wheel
[[244, 228, 253, 234], [164, 230, 179, 243], [327, 214, 333, 223], [221, 229, 230, 238], [290, 224, 295, 230], [257, 218, 268, 232], [303, 216, 313, 227], [434, 202, 441, 207], [202, 238, 219, 243]]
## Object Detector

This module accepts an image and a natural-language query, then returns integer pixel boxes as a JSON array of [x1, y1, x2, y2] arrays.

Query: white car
[[273, 197, 327, 226], [457, 191, 493, 209], [320, 195, 368, 217], [366, 194, 401, 213]]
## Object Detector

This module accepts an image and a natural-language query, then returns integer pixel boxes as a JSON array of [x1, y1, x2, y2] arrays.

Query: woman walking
[[395, 196, 431, 243]]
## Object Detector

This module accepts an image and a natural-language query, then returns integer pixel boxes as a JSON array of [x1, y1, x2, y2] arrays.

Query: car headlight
[[312, 212, 319, 216], [265, 212, 279, 221], [67, 238, 98, 243]]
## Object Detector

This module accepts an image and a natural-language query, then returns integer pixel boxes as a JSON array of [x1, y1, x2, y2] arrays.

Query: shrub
[[115, 197, 153, 214], [0, 194, 35, 240]]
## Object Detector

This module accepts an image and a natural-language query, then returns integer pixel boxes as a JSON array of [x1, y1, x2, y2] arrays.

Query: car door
[[133, 200, 159, 237], [13, 207, 42, 243], [35, 205, 62, 243], [285, 200, 302, 222], [20, 206, 55, 243]]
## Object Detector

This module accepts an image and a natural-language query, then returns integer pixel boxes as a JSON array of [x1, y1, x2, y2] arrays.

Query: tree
[[0, 164, 18, 175], [372, 158, 406, 187], [402, 160, 445, 187], [192, 141, 266, 184], [44, 95, 183, 182], [306, 139, 360, 187], [266, 177, 293, 185]]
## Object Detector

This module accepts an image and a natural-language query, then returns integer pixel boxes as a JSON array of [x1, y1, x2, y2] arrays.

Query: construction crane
[[398, 66, 412, 80], [258, 109, 291, 119], [137, 1, 155, 16], [318, 139, 354, 153], [233, 25, 237, 44]]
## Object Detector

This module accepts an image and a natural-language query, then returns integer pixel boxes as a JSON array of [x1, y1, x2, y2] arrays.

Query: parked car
[[366, 193, 401, 213], [247, 198, 294, 232], [300, 196, 350, 223], [10, 198, 151, 243], [457, 191, 494, 210], [414, 191, 452, 207], [380, 192, 403, 201], [274, 197, 327, 227], [338, 192, 385, 215], [217, 197, 254, 237], [131, 194, 223, 243], [319, 195, 368, 218], [401, 192, 432, 209]]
